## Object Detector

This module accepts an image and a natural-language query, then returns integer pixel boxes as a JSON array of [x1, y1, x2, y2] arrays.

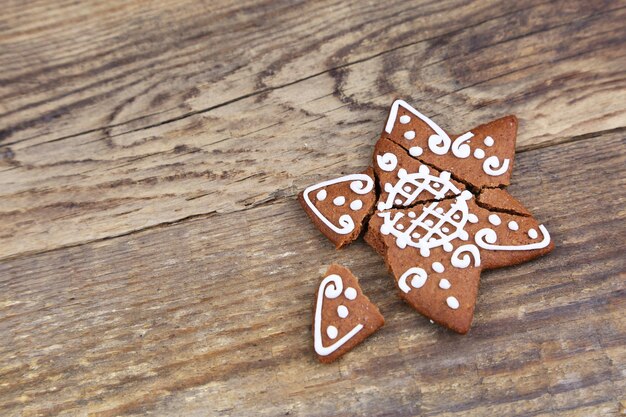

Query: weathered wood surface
[[0, 0, 625, 416]]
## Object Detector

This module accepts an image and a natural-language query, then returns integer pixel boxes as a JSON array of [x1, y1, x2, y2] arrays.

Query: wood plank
[[1, 3, 625, 259], [0, 130, 624, 416], [0, 0, 623, 145]]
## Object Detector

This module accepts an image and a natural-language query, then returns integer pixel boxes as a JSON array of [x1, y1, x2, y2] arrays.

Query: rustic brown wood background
[[1, 0, 625, 416]]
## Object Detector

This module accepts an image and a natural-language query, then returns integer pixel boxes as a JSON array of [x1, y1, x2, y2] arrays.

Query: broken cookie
[[313, 264, 384, 363], [299, 168, 376, 248], [300, 98, 554, 337]]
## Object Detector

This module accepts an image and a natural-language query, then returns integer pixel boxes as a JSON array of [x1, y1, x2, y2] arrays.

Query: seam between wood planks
[[0, 126, 622, 264], [6, 0, 622, 149]]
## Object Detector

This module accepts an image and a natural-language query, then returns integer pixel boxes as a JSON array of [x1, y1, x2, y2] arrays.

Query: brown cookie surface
[[298, 168, 376, 248], [313, 264, 384, 363]]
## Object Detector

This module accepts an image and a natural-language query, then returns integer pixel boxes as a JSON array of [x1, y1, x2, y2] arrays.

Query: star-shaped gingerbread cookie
[[300, 99, 554, 334]]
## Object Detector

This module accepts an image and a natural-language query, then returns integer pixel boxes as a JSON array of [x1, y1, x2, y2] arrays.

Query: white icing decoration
[[451, 132, 474, 158], [326, 325, 338, 339], [409, 146, 423, 157], [398, 267, 428, 293], [399, 115, 411, 124], [528, 228, 538, 239], [316, 189, 327, 201], [344, 287, 357, 300], [451, 244, 481, 268], [379, 191, 474, 256], [377, 152, 398, 172], [302, 174, 374, 235], [483, 155, 510, 176], [432, 262, 445, 273], [508, 220, 519, 231], [314, 274, 363, 356], [446, 296, 460, 309], [333, 196, 346, 206], [377, 164, 461, 211], [350, 200, 363, 211], [428, 133, 452, 155], [439, 279, 451, 289], [337, 305, 349, 318], [473, 148, 485, 159], [475, 224, 551, 251], [385, 100, 511, 178], [488, 214, 501, 226], [468, 213, 479, 223]]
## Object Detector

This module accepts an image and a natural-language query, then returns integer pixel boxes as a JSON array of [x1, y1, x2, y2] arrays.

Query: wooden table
[[1, 1, 625, 416]]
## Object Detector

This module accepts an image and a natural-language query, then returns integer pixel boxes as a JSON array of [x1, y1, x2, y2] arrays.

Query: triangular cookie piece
[[313, 264, 384, 363], [299, 168, 376, 248], [373, 137, 465, 211], [382, 99, 517, 189]]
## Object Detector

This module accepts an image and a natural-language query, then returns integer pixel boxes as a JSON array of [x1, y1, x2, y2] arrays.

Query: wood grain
[[1, 0, 626, 260], [1, 0, 625, 416], [1, 130, 624, 416]]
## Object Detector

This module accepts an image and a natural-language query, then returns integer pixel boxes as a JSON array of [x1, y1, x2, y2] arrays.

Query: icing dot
[[408, 212, 416, 218], [484, 136, 495, 147], [508, 221, 519, 231], [442, 227, 450, 233], [397, 224, 405, 230], [409, 146, 423, 157], [333, 196, 346, 206], [395, 199, 403, 205], [432, 182, 441, 188], [350, 200, 363, 211], [432, 262, 445, 273], [399, 115, 411, 124], [377, 202, 386, 211], [446, 296, 460, 310], [404, 131, 416, 140], [468, 213, 479, 223], [443, 242, 453, 252], [344, 287, 357, 300], [326, 325, 338, 339], [316, 189, 327, 201], [403, 186, 412, 192], [439, 279, 451, 289], [473, 148, 485, 159], [528, 228, 538, 239], [488, 214, 501, 226], [425, 219, 434, 227], [435, 207, 444, 214], [411, 232, 421, 239], [453, 214, 461, 220], [337, 305, 349, 318]]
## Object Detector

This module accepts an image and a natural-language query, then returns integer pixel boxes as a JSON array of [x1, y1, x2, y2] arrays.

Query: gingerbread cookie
[[300, 98, 554, 337], [313, 264, 384, 363], [299, 168, 376, 248]]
